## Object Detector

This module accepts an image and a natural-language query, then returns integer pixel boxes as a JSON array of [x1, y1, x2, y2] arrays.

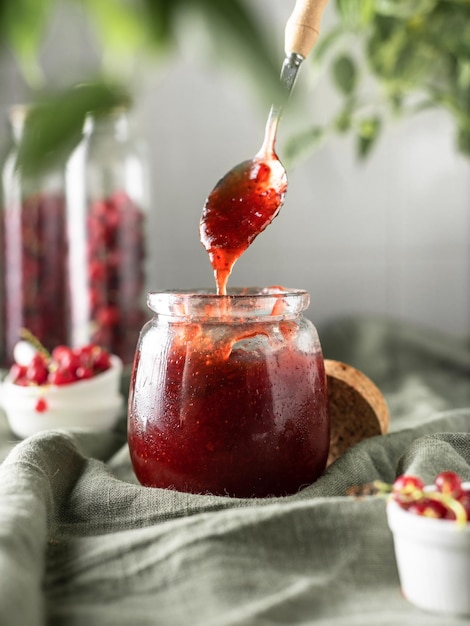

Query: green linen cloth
[[0, 315, 469, 626]]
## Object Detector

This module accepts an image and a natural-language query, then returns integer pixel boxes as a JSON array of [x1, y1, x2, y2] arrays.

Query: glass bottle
[[128, 287, 330, 498], [1, 105, 69, 367], [66, 107, 148, 365]]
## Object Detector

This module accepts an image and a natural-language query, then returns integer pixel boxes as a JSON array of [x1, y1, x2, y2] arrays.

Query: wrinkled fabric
[[0, 316, 469, 626]]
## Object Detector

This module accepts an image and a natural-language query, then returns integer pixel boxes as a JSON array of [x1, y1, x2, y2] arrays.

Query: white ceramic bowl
[[387, 485, 470, 616], [1, 355, 124, 438]]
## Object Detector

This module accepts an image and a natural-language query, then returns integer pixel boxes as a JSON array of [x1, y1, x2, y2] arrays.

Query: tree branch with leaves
[[285, 0, 470, 162]]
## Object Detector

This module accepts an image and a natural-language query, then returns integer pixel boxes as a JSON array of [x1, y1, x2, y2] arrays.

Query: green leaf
[[290, 0, 470, 162], [312, 24, 345, 62], [457, 124, 470, 157], [195, 0, 281, 101], [457, 60, 470, 91], [16, 80, 130, 175], [283, 126, 325, 165], [366, 20, 439, 90], [139, 0, 177, 51], [80, 0, 151, 62], [0, 0, 57, 85], [336, 0, 375, 29], [375, 0, 437, 19], [359, 0, 376, 25], [334, 105, 354, 133], [357, 116, 381, 158], [140, 0, 282, 102], [332, 54, 357, 95]]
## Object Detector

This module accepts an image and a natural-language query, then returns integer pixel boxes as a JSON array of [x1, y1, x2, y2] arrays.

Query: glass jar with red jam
[[66, 107, 148, 365], [128, 287, 329, 498], [1, 105, 69, 367]]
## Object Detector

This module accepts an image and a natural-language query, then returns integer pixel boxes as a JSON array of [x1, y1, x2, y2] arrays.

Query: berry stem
[[430, 491, 468, 527], [19, 328, 51, 360]]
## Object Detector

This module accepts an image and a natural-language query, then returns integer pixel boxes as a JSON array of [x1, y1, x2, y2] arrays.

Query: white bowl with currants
[[385, 471, 470, 616], [1, 336, 124, 438]]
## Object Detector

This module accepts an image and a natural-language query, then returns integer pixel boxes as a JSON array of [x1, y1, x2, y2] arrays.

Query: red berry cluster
[[1, 192, 68, 366], [391, 472, 470, 524], [86, 190, 146, 364], [10, 344, 112, 387]]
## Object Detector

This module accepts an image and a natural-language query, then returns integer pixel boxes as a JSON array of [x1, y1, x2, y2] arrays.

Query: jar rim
[[147, 287, 310, 320]]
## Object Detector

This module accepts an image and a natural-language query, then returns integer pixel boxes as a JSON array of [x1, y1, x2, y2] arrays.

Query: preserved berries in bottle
[[1, 105, 149, 368], [1, 106, 69, 366], [66, 107, 148, 364]]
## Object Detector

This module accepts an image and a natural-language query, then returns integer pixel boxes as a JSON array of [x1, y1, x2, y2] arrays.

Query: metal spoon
[[200, 0, 330, 294]]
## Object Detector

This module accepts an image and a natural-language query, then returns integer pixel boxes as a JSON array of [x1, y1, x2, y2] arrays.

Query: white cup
[[1, 355, 124, 438], [387, 486, 470, 616]]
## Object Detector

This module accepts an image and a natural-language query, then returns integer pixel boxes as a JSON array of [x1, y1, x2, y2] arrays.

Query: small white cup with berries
[[386, 471, 470, 616], [1, 338, 124, 438]]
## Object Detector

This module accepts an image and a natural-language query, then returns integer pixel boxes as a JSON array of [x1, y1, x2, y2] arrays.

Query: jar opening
[[147, 287, 310, 320]]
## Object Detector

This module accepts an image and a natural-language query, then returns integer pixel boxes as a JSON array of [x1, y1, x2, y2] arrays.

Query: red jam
[[128, 290, 329, 498], [200, 154, 287, 295]]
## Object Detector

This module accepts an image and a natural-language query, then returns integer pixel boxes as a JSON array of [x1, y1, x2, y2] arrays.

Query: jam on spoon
[[199, 0, 330, 295], [199, 60, 294, 296]]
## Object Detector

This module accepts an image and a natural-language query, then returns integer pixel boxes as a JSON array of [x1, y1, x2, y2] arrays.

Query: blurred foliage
[[17, 81, 130, 175], [285, 0, 470, 162], [0, 0, 282, 173], [1, 0, 470, 170]]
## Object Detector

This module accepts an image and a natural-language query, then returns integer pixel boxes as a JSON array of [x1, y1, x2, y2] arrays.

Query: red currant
[[91, 347, 111, 372], [76, 366, 94, 380], [10, 363, 28, 384], [76, 344, 95, 369], [97, 305, 120, 327], [392, 475, 425, 504], [26, 353, 49, 385], [74, 344, 112, 375], [89, 259, 107, 282], [408, 497, 448, 519], [35, 397, 48, 413], [34, 398, 49, 413], [434, 471, 463, 498], [10, 336, 113, 388], [48, 367, 77, 386], [51, 346, 80, 373], [390, 473, 469, 524], [458, 490, 470, 521]]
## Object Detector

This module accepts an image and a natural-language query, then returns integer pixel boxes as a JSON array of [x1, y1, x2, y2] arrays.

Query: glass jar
[[128, 287, 329, 498], [66, 107, 148, 365], [1, 105, 69, 367]]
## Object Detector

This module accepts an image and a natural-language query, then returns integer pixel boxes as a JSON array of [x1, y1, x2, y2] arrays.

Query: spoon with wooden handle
[[199, 0, 330, 295]]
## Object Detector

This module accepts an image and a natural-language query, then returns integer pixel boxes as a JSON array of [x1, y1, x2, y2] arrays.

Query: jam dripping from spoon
[[199, 55, 301, 295], [199, 0, 328, 295], [199, 0, 330, 295]]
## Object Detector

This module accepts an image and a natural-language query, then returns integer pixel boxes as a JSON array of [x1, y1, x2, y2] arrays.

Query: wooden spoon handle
[[285, 0, 330, 59]]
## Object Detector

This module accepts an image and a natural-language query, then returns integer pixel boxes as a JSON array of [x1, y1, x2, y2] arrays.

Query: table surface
[[0, 315, 469, 626]]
